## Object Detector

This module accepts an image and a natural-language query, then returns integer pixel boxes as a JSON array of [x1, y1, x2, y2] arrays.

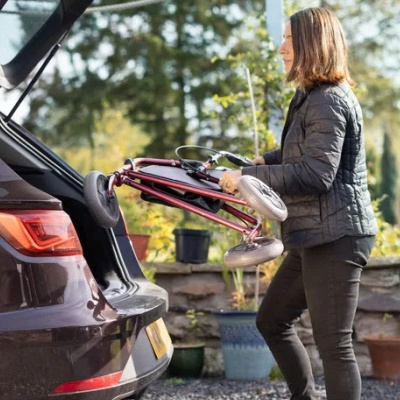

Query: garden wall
[[143, 256, 400, 377]]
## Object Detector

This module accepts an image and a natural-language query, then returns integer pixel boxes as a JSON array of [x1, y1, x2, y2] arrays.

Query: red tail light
[[0, 209, 82, 256], [50, 371, 122, 394]]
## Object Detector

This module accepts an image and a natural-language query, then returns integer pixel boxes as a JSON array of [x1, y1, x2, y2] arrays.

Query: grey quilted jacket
[[242, 82, 377, 250]]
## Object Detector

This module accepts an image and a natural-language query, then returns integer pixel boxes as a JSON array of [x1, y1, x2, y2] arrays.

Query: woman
[[219, 7, 377, 400]]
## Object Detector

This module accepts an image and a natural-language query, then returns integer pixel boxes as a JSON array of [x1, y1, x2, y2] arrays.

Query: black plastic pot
[[173, 229, 211, 264]]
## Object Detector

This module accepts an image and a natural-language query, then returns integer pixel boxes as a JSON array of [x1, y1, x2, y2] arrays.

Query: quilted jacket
[[242, 82, 378, 250]]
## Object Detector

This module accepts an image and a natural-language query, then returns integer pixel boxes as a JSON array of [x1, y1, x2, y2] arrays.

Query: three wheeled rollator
[[83, 145, 287, 268]]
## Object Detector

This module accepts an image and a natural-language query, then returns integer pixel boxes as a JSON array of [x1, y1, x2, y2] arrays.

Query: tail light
[[0, 209, 83, 256], [50, 371, 122, 394]]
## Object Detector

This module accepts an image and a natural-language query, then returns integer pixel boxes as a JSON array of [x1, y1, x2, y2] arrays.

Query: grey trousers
[[256, 235, 375, 400]]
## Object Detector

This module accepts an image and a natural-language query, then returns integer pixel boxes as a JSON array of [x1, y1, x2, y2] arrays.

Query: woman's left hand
[[219, 170, 242, 194]]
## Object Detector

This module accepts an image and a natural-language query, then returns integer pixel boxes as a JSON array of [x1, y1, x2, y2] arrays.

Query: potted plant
[[121, 192, 175, 262], [213, 261, 279, 380], [173, 228, 212, 264], [128, 232, 151, 261], [168, 309, 207, 378], [364, 313, 400, 380], [172, 212, 212, 264], [361, 203, 400, 380]]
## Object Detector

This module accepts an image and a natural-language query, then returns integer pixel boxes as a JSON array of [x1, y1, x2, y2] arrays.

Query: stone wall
[[143, 256, 400, 377]]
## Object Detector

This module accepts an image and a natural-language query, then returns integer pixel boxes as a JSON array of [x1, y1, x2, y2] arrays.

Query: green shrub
[[371, 200, 400, 257]]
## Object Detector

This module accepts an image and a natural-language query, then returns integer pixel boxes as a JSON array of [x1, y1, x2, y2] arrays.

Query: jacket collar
[[280, 89, 308, 149]]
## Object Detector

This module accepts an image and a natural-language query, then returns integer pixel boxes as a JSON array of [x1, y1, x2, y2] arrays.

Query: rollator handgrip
[[225, 153, 253, 167]]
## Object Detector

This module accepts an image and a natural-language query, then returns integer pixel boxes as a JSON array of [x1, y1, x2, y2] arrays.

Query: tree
[[23, 0, 265, 157], [365, 143, 381, 202], [379, 128, 398, 224], [208, 17, 292, 156]]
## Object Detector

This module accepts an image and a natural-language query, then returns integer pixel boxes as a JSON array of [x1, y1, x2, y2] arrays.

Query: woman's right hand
[[251, 156, 265, 165]]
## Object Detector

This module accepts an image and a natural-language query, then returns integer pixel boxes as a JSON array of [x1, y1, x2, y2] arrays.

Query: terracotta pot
[[364, 336, 400, 380], [128, 233, 150, 261]]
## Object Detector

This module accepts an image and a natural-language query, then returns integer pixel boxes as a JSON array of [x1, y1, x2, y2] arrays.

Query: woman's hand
[[219, 170, 242, 194], [252, 156, 265, 165]]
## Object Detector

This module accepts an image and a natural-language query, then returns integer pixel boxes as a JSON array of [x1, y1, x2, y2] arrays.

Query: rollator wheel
[[84, 171, 120, 228], [237, 175, 288, 222], [224, 237, 284, 269]]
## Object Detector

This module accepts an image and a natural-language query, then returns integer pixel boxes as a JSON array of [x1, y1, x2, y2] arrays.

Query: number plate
[[145, 318, 172, 359]]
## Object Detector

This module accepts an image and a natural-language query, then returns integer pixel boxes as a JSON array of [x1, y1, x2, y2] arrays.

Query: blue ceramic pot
[[214, 310, 275, 380]]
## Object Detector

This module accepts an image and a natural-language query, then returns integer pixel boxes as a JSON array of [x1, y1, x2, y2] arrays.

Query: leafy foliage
[[56, 108, 178, 261], [223, 259, 281, 311], [122, 193, 176, 261], [371, 201, 400, 257], [207, 16, 294, 156], [176, 309, 206, 345], [23, 0, 265, 157], [269, 364, 285, 381]]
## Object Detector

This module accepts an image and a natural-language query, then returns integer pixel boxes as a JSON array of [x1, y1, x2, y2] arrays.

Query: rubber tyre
[[238, 175, 288, 222], [224, 237, 284, 269], [83, 170, 120, 228]]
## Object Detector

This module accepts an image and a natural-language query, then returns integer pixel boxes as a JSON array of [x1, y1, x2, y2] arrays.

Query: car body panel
[[0, 255, 170, 399], [0, 158, 62, 209]]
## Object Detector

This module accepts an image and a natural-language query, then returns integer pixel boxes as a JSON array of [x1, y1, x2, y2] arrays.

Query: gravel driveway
[[143, 376, 400, 399]]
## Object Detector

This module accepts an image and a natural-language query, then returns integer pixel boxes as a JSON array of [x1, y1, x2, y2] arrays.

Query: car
[[0, 1, 172, 399]]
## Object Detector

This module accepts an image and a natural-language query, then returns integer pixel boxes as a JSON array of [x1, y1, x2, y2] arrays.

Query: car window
[[0, 0, 60, 65]]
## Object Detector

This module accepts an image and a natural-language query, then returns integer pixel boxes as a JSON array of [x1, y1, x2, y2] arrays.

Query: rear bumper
[[0, 316, 172, 400], [49, 340, 173, 400], [0, 278, 171, 400]]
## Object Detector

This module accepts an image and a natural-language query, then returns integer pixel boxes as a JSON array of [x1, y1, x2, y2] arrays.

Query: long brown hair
[[286, 7, 354, 92]]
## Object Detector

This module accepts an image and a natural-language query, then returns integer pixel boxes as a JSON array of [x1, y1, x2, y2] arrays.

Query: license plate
[[145, 318, 172, 359]]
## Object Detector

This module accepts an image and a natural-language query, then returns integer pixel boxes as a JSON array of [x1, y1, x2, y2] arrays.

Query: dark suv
[[0, 1, 172, 399]]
